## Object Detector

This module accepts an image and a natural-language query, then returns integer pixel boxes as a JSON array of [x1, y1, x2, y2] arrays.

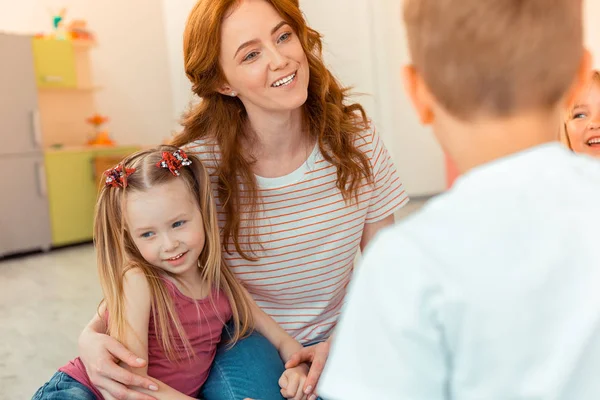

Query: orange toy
[[86, 113, 115, 146], [67, 20, 96, 42]]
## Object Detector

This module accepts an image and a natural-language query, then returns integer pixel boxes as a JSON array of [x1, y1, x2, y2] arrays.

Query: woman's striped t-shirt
[[186, 126, 408, 344]]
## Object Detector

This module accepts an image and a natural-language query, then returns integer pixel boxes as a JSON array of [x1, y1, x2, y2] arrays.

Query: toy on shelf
[[37, 8, 96, 43], [67, 20, 95, 42], [43, 8, 68, 40], [86, 114, 115, 146], [53, 9, 66, 32]]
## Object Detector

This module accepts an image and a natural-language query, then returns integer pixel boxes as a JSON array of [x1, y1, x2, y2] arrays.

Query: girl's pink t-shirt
[[60, 278, 232, 398]]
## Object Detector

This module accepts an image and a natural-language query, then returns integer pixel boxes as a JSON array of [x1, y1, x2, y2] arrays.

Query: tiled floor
[[0, 199, 427, 399]]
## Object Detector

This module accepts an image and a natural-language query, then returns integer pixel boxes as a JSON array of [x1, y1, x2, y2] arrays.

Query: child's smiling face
[[566, 76, 600, 158]]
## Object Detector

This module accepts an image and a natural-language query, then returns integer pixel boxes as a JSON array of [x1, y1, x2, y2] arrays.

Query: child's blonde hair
[[562, 70, 600, 149], [403, 0, 584, 120], [94, 145, 253, 361]]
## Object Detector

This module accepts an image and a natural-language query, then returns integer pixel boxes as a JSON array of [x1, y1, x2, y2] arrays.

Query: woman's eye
[[278, 32, 291, 43], [243, 51, 259, 62], [573, 112, 587, 119]]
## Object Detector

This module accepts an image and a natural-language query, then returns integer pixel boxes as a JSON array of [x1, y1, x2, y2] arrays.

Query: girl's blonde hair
[[561, 70, 600, 149], [94, 145, 253, 361]]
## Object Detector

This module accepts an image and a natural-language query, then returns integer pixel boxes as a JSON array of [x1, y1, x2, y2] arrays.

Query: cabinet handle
[[91, 157, 97, 182], [35, 161, 48, 198], [43, 75, 64, 83], [31, 109, 42, 149]]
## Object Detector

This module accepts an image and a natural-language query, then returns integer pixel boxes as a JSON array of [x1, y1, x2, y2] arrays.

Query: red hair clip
[[104, 165, 136, 188], [156, 149, 192, 176]]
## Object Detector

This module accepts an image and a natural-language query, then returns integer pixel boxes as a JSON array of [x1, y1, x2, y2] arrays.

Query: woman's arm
[[100, 269, 196, 400], [360, 214, 395, 252], [78, 308, 158, 399]]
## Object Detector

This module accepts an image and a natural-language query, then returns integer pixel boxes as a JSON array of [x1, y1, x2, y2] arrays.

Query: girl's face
[[125, 179, 206, 281], [566, 80, 600, 158], [218, 0, 309, 116]]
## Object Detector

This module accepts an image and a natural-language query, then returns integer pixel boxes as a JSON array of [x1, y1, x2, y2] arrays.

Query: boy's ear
[[565, 48, 593, 107], [402, 65, 434, 125]]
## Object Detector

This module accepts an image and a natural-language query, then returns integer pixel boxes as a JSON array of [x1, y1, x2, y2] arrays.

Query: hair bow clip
[[104, 164, 136, 188], [156, 149, 192, 176]]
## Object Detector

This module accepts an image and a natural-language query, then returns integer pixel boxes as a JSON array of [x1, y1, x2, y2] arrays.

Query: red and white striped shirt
[[186, 126, 408, 344]]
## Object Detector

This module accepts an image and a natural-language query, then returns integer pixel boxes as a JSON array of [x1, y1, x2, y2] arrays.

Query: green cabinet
[[32, 38, 77, 88], [45, 146, 139, 246]]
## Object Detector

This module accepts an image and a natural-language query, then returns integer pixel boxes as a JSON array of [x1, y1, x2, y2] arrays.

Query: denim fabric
[[32, 372, 97, 400]]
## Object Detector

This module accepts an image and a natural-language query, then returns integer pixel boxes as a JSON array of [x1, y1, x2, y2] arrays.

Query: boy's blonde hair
[[562, 71, 600, 149], [403, 0, 583, 120], [94, 145, 253, 361]]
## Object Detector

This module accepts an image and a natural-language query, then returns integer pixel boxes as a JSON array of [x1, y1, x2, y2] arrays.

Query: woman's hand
[[78, 328, 158, 400], [285, 341, 330, 399]]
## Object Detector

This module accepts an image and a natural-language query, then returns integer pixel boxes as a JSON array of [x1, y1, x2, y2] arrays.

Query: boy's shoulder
[[377, 144, 600, 269]]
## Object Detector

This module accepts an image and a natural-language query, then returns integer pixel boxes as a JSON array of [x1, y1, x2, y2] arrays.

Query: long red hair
[[172, 0, 373, 260]]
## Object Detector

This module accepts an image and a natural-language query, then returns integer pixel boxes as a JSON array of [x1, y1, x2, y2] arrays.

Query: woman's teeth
[[587, 137, 600, 146], [272, 73, 296, 87]]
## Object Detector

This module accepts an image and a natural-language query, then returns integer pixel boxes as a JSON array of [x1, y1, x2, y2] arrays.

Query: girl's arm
[[99, 269, 195, 400], [282, 214, 396, 399], [241, 288, 311, 399], [241, 286, 303, 363]]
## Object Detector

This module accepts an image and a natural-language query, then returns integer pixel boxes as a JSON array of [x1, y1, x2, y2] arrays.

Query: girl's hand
[[78, 328, 158, 400], [279, 363, 310, 400], [285, 340, 330, 399]]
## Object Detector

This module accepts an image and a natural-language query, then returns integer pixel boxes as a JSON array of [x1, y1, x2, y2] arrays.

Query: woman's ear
[[216, 84, 237, 97]]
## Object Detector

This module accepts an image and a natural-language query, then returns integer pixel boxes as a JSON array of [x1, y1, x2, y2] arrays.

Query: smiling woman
[[76, 0, 409, 399]]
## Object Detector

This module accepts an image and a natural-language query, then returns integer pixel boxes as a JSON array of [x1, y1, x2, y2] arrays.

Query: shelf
[[33, 37, 96, 49], [44, 144, 141, 153], [72, 39, 97, 49], [38, 85, 102, 92]]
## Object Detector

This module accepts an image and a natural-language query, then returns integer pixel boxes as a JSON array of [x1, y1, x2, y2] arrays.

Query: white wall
[[586, 0, 600, 68], [161, 0, 198, 131], [0, 0, 174, 146]]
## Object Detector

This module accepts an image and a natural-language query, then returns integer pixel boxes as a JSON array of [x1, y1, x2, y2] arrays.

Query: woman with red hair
[[77, 0, 408, 399]]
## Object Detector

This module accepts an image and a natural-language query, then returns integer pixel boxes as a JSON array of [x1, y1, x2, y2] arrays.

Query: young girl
[[562, 70, 600, 157], [32, 146, 309, 400]]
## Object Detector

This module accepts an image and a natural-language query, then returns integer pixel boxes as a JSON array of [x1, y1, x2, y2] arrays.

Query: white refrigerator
[[0, 33, 52, 257]]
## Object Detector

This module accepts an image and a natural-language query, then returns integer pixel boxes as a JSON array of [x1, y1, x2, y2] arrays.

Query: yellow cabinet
[[45, 146, 139, 246], [32, 38, 77, 88]]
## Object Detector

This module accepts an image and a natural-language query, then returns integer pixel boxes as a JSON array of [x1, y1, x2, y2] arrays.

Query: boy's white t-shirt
[[320, 143, 600, 400]]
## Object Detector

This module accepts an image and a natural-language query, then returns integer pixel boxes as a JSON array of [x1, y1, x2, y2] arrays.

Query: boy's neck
[[437, 107, 562, 174]]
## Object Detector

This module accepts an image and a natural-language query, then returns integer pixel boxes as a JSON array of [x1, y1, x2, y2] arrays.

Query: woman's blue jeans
[[201, 329, 287, 400]]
